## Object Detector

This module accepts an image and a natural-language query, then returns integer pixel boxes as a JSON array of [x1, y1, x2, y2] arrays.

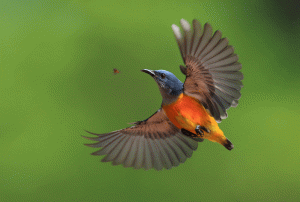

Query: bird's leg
[[181, 129, 205, 142], [181, 128, 198, 138], [195, 125, 210, 137], [195, 126, 204, 137]]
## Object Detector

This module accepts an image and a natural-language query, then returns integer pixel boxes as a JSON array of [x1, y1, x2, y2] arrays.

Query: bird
[[83, 19, 243, 171]]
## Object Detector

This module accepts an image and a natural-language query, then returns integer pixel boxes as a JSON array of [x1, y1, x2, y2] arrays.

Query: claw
[[181, 128, 198, 138], [195, 125, 210, 137], [202, 126, 210, 133], [181, 129, 205, 142]]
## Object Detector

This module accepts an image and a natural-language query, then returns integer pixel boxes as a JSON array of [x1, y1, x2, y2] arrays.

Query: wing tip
[[204, 22, 211, 26], [192, 19, 199, 24], [82, 135, 95, 140], [84, 130, 99, 136], [192, 19, 201, 30], [180, 18, 191, 31], [172, 24, 182, 39], [231, 100, 238, 107], [84, 143, 100, 148]]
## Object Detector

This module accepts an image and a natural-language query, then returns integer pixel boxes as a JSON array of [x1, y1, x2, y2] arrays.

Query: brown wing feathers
[[83, 109, 198, 170], [172, 19, 243, 122]]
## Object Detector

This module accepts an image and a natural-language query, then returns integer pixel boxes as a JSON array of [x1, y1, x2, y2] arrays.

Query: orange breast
[[162, 93, 218, 135]]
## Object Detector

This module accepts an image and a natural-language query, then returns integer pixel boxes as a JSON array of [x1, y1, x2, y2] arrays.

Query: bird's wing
[[172, 19, 243, 122], [83, 109, 198, 171]]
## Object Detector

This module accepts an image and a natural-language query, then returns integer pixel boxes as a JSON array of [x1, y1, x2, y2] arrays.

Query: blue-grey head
[[141, 69, 183, 105]]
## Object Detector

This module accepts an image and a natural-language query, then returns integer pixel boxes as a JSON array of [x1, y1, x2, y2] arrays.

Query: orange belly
[[162, 93, 224, 142]]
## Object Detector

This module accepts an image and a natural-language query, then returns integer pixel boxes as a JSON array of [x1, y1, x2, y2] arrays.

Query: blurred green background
[[1, 0, 299, 201]]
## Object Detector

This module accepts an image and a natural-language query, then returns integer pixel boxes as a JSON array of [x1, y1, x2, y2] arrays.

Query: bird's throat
[[160, 87, 183, 105]]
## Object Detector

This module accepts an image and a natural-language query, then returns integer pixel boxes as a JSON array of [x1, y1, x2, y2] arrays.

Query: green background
[[1, 0, 299, 201]]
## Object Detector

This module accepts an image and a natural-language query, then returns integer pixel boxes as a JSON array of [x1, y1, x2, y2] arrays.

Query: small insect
[[113, 68, 120, 74]]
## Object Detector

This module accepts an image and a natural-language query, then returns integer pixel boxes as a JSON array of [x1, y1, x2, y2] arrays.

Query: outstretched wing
[[83, 109, 198, 171], [172, 19, 243, 122]]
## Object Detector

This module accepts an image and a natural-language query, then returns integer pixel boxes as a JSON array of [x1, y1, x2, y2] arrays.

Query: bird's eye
[[161, 73, 166, 79]]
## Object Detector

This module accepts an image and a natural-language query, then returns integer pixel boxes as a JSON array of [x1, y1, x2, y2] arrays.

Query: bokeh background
[[1, 0, 299, 201]]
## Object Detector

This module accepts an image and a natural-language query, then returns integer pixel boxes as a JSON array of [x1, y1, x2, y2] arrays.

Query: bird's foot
[[195, 125, 210, 137], [181, 128, 198, 138], [181, 128, 205, 142]]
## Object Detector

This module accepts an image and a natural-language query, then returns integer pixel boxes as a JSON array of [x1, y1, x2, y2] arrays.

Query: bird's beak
[[141, 69, 155, 77]]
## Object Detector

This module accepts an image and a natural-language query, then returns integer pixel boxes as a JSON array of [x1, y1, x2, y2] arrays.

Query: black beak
[[141, 69, 155, 77]]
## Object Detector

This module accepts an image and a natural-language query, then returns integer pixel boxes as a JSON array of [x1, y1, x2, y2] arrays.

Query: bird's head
[[141, 69, 183, 105]]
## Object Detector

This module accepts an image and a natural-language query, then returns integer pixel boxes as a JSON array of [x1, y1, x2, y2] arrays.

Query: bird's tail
[[222, 138, 234, 150], [208, 130, 234, 151]]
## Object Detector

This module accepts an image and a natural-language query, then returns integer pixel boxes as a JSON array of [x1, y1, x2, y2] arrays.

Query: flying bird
[[83, 19, 243, 170]]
